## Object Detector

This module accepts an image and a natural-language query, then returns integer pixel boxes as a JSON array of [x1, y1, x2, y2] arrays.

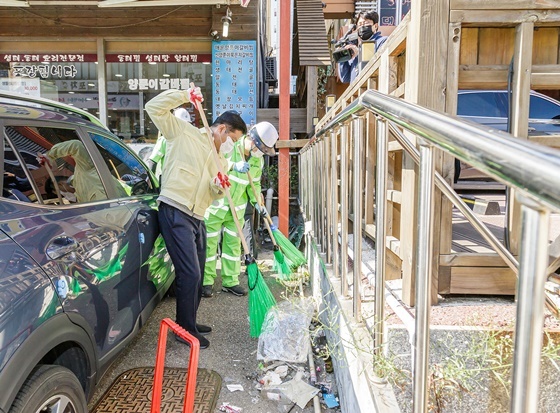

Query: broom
[[235, 145, 292, 280], [191, 83, 276, 337], [264, 213, 307, 269]]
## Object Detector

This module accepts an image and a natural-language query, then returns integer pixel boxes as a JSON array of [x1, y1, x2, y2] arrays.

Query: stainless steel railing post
[[510, 197, 550, 413], [331, 129, 339, 278], [320, 140, 326, 253], [325, 134, 332, 264], [374, 117, 388, 354], [412, 141, 435, 413], [340, 124, 349, 297], [352, 115, 364, 320]]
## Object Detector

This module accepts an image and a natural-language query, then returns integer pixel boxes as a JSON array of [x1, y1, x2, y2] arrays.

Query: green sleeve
[[247, 157, 263, 205]]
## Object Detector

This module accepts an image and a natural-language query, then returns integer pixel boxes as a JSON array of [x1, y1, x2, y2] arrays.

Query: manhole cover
[[92, 367, 221, 413]]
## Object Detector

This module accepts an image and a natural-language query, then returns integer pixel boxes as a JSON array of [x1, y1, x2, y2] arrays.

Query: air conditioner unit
[[264, 57, 278, 87]]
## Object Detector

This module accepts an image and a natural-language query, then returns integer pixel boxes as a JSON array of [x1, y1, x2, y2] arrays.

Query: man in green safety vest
[[202, 121, 278, 297]]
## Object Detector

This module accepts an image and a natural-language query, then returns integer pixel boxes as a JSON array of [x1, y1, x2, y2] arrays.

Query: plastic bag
[[257, 297, 315, 363]]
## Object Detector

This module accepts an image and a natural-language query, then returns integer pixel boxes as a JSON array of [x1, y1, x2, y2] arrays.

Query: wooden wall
[[0, 3, 257, 40], [311, 0, 560, 306]]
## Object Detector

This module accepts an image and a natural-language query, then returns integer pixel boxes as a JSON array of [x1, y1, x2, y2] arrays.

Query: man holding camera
[[337, 11, 387, 84]]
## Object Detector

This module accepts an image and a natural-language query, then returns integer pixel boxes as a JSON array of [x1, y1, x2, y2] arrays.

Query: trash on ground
[[262, 360, 285, 371], [226, 384, 244, 392], [269, 373, 320, 409], [259, 370, 282, 388], [322, 392, 340, 408], [218, 402, 243, 413], [274, 365, 289, 378], [257, 297, 315, 363]]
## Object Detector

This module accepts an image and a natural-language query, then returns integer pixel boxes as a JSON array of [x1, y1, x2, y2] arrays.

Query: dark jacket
[[338, 31, 387, 84]]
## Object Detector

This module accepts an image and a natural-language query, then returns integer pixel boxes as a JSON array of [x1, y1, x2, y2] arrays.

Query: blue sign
[[212, 40, 257, 126]]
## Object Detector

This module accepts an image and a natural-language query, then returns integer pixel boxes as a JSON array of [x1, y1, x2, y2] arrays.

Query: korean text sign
[[212, 41, 257, 126]]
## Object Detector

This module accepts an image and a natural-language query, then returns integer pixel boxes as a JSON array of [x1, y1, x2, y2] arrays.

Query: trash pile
[[218, 297, 341, 413]]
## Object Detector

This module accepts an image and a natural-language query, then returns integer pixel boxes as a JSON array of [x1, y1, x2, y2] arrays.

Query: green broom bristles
[[247, 261, 276, 337], [273, 229, 307, 268], [272, 246, 292, 280]]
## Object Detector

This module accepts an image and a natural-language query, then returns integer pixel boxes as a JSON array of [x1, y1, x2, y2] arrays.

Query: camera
[[332, 29, 358, 63]]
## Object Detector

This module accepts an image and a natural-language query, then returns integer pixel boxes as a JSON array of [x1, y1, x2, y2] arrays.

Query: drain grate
[[92, 367, 222, 413]]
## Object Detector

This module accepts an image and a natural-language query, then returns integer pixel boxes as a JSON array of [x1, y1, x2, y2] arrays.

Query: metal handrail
[[306, 89, 560, 211], [301, 89, 560, 413]]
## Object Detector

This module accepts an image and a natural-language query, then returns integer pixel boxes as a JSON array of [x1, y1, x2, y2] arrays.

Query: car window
[[3, 125, 108, 204], [89, 132, 156, 196], [457, 92, 507, 118], [529, 95, 560, 120], [2, 137, 38, 202]]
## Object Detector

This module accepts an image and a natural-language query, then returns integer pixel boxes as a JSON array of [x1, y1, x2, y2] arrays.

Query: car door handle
[[46, 236, 78, 260]]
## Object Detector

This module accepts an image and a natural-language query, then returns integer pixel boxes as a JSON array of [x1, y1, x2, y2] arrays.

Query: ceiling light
[[0, 0, 29, 7], [115, 74, 122, 77], [88, 83, 95, 87], [221, 7, 232, 38], [97, 0, 136, 7], [68, 91, 75, 94], [148, 62, 157, 65]]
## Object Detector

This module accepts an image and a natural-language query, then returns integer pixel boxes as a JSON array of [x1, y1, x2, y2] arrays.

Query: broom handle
[[191, 82, 251, 256], [236, 145, 279, 248]]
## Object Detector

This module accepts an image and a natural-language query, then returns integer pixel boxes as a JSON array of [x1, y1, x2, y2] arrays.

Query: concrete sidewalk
[[89, 250, 325, 412]]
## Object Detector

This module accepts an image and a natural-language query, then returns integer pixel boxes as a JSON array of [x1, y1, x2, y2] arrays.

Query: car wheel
[[9, 365, 87, 413]]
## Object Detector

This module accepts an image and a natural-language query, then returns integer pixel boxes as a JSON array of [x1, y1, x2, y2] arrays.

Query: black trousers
[[158, 202, 206, 334]]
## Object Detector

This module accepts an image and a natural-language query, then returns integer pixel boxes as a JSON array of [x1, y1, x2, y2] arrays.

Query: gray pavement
[[89, 249, 332, 413]]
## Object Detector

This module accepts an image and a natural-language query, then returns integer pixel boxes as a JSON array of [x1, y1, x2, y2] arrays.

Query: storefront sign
[[106, 54, 211, 63], [56, 93, 140, 110], [212, 40, 256, 126], [1, 54, 97, 63], [379, 0, 411, 26], [11, 65, 78, 79], [127, 78, 190, 91], [0, 78, 41, 96]]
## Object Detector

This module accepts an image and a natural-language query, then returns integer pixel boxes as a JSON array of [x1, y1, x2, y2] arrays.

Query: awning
[[295, 0, 331, 66]]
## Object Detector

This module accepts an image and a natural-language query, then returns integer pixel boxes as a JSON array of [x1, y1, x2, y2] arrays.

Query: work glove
[[254, 203, 269, 219], [187, 86, 203, 105], [211, 172, 231, 190], [232, 161, 250, 173]]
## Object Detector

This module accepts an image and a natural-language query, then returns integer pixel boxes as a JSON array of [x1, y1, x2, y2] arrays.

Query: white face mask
[[251, 147, 264, 158], [219, 136, 235, 155]]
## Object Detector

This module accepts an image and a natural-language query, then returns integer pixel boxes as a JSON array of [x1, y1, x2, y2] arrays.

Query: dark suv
[[0, 96, 173, 412]]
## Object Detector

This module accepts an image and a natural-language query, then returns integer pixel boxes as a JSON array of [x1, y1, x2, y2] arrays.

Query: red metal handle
[[151, 318, 199, 413]]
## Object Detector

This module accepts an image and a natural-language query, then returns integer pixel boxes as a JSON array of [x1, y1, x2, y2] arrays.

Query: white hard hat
[[249, 121, 279, 156], [174, 107, 191, 123]]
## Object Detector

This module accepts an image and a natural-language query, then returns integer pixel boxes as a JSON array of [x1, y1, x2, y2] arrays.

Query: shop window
[[106, 60, 212, 141]]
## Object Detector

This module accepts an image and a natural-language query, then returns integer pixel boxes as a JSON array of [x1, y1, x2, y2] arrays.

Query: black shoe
[[201, 285, 214, 298], [196, 323, 212, 335], [175, 332, 209, 349], [222, 285, 247, 296]]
